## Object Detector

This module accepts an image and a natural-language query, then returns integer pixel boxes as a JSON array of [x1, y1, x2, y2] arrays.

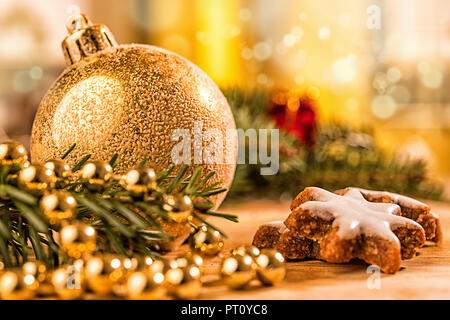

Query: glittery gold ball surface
[[31, 44, 237, 208]]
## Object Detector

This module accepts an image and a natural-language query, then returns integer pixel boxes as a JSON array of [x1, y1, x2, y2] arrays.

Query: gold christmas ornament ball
[[189, 225, 224, 256], [0, 269, 38, 300], [40, 191, 77, 225], [0, 141, 28, 167], [18, 164, 56, 193], [221, 254, 257, 289], [31, 13, 237, 209], [59, 221, 97, 259], [44, 159, 71, 178], [121, 167, 157, 198], [255, 249, 286, 286]]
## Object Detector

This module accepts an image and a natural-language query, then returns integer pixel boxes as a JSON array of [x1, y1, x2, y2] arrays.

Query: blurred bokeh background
[[0, 0, 449, 195]]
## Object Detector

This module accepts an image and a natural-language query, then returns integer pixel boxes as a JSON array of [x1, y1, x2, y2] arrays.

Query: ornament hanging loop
[[66, 13, 92, 34], [62, 13, 118, 66]]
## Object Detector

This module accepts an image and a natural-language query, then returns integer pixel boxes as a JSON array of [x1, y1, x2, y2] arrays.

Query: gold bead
[[231, 245, 261, 259], [85, 254, 126, 296], [190, 225, 224, 256], [40, 191, 77, 225], [167, 264, 202, 299], [164, 194, 194, 223], [255, 249, 286, 286], [22, 261, 54, 296], [80, 160, 113, 191], [51, 264, 85, 300], [0, 141, 28, 167], [126, 271, 166, 300], [145, 258, 177, 275], [122, 255, 155, 273], [175, 253, 204, 270], [112, 255, 155, 297], [0, 269, 38, 300], [121, 167, 157, 198], [221, 254, 257, 289], [162, 257, 202, 299], [18, 164, 56, 193], [44, 159, 71, 179], [59, 222, 97, 259]]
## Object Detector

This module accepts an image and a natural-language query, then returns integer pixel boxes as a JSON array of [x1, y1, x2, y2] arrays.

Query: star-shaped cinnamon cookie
[[285, 187, 426, 273], [335, 187, 442, 244]]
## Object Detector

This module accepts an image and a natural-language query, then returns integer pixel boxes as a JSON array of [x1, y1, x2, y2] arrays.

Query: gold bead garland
[[0, 139, 285, 300], [220, 245, 286, 289], [18, 164, 56, 194]]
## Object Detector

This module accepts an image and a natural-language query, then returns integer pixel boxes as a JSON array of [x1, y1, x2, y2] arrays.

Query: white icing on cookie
[[263, 221, 287, 233], [348, 187, 429, 209], [300, 187, 422, 242]]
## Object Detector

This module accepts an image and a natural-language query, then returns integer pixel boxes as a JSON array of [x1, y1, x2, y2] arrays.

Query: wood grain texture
[[192, 200, 450, 300]]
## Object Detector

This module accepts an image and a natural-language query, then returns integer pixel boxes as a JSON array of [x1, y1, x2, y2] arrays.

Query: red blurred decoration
[[269, 92, 317, 146]]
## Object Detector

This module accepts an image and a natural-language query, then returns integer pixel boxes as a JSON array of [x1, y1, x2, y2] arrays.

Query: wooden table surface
[[193, 199, 450, 300]]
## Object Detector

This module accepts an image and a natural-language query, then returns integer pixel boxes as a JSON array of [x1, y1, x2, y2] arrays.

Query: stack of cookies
[[252, 187, 442, 274]]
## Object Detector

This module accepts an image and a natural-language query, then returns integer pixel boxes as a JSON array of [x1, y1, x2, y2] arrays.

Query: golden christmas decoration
[[85, 254, 125, 296], [80, 160, 113, 191], [18, 164, 56, 193], [122, 255, 155, 273], [44, 159, 71, 179], [30, 13, 237, 208], [126, 270, 166, 300], [0, 141, 29, 167], [221, 253, 257, 289], [189, 225, 224, 256], [0, 269, 38, 300], [51, 263, 85, 300], [232, 245, 261, 258], [255, 249, 286, 286], [166, 262, 202, 299], [176, 253, 204, 270], [121, 167, 157, 198], [112, 255, 156, 297], [40, 191, 77, 224], [59, 221, 97, 259], [22, 261, 54, 296], [164, 194, 194, 223]]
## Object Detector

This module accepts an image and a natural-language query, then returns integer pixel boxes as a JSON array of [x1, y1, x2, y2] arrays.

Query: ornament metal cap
[[61, 13, 118, 66]]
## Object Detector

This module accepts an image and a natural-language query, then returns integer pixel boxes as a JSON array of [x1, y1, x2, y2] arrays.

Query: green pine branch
[[221, 86, 444, 201], [0, 147, 238, 269]]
